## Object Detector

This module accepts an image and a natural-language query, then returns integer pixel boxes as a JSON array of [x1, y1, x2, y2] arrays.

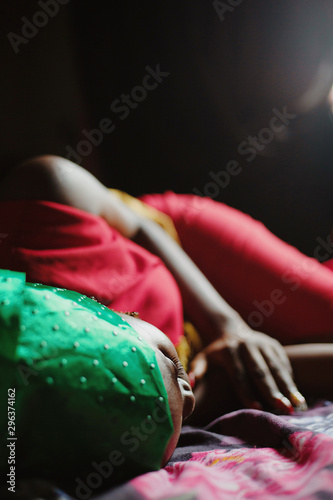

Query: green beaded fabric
[[0, 269, 173, 490]]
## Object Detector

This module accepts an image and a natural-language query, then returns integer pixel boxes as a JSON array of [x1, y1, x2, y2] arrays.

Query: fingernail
[[290, 391, 308, 411], [274, 396, 294, 414]]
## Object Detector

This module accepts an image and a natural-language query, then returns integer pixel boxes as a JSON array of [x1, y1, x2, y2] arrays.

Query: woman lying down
[[0, 269, 194, 494], [1, 269, 333, 499], [0, 155, 333, 496]]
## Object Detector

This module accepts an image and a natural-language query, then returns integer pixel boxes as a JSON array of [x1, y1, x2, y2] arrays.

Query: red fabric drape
[[0, 200, 183, 345], [141, 192, 333, 343], [1, 194, 333, 345]]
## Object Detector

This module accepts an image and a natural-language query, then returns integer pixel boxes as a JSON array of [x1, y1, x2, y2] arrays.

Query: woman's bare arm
[[0, 155, 141, 238], [0, 155, 305, 413], [0, 155, 255, 336]]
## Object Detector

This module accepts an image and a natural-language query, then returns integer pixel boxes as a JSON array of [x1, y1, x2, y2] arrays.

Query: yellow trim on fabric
[[109, 190, 204, 371], [109, 189, 181, 244], [176, 321, 203, 372]]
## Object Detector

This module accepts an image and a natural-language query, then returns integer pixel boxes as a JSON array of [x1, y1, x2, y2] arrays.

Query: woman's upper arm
[[99, 190, 142, 238], [0, 155, 142, 238]]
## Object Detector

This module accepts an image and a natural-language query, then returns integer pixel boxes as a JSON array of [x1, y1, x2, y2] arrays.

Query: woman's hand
[[189, 320, 307, 414], [126, 209, 306, 414]]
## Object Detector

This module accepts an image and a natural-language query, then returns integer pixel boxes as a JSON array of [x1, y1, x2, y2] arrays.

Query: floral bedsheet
[[129, 402, 333, 500]]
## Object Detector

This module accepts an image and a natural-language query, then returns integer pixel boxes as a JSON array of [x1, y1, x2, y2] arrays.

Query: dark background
[[1, 0, 333, 256]]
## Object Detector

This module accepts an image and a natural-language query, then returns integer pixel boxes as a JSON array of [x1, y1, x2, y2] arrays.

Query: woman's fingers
[[241, 343, 295, 413], [241, 341, 309, 413], [189, 344, 262, 409], [265, 345, 308, 411], [221, 345, 263, 410], [190, 334, 308, 414]]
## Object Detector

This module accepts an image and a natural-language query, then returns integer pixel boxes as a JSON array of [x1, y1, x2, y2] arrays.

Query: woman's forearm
[[133, 218, 243, 342], [1, 157, 245, 342]]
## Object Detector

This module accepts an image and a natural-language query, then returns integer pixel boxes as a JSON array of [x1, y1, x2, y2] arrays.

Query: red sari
[[1, 193, 333, 345]]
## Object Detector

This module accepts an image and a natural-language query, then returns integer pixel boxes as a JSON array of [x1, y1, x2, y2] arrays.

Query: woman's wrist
[[198, 307, 246, 345]]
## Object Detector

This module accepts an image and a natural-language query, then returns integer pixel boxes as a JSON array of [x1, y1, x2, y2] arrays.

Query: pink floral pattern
[[131, 409, 333, 500]]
